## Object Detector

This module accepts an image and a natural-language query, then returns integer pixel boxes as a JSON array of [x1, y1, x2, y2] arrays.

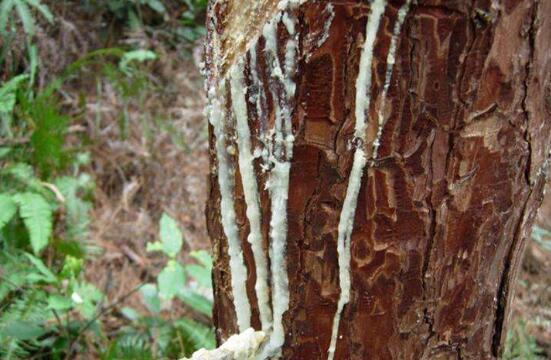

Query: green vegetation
[[0, 58, 214, 356], [0, 0, 212, 358], [84, 0, 207, 45], [0, 0, 53, 38], [503, 319, 544, 360], [102, 213, 215, 359]]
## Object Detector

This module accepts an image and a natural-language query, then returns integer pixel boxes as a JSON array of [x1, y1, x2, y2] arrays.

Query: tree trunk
[[204, 0, 551, 359]]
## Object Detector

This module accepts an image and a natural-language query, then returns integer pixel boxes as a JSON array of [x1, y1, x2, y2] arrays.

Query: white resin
[[284, 39, 298, 97], [218, 329, 266, 360], [317, 3, 335, 48], [260, 160, 292, 359], [208, 83, 252, 332], [372, 0, 411, 159], [263, 14, 297, 102], [327, 1, 387, 359], [281, 12, 296, 35], [230, 60, 273, 332], [187, 328, 266, 360], [207, 0, 306, 357], [258, 3, 299, 358]]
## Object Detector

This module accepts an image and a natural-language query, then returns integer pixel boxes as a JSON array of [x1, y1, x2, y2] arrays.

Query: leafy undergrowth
[[508, 223, 551, 359], [1, 1, 213, 358]]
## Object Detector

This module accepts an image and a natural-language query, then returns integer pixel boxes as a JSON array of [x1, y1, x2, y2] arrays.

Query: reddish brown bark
[[205, 0, 551, 358]]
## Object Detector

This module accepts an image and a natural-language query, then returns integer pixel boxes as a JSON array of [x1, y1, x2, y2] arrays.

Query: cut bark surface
[[205, 0, 551, 359]]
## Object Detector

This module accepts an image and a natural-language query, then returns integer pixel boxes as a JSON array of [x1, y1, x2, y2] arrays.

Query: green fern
[[0, 74, 30, 138], [2, 162, 45, 194], [503, 319, 544, 359], [55, 175, 93, 244], [101, 329, 153, 360], [12, 192, 53, 254], [0, 286, 49, 359], [0, 160, 59, 254], [0, 193, 17, 228], [0, 251, 28, 301], [0, 0, 53, 38], [0, 74, 29, 114], [173, 318, 215, 356], [24, 95, 70, 177]]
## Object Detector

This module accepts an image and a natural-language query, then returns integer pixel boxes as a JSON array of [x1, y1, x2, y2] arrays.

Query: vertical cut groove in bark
[[207, 0, 304, 353], [249, 43, 269, 170], [207, 81, 252, 332], [260, 3, 300, 356], [372, 0, 411, 159], [230, 61, 273, 332], [328, 1, 386, 358]]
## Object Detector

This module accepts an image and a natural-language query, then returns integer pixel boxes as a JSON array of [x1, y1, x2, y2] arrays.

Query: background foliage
[[0, 1, 214, 358]]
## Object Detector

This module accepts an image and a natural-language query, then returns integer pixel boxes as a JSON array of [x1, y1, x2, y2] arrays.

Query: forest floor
[[82, 49, 209, 321]]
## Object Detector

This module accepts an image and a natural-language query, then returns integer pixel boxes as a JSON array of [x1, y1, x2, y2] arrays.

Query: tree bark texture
[[205, 0, 551, 359]]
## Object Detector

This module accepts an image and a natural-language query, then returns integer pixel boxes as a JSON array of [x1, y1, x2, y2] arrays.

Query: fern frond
[[24, 0, 53, 23], [28, 96, 70, 177], [0, 0, 15, 36], [2, 163, 45, 194], [54, 176, 92, 244], [0, 0, 53, 39], [0, 288, 48, 359], [14, 0, 34, 37], [101, 331, 153, 360], [3, 162, 34, 179], [0, 251, 28, 302], [0, 193, 17, 229], [173, 318, 215, 355], [12, 192, 53, 254], [0, 74, 29, 113], [24, 253, 57, 283]]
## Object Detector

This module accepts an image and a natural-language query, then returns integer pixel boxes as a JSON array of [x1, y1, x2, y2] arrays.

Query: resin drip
[[372, 0, 410, 159], [230, 60, 273, 331], [327, 0, 387, 358], [208, 82, 252, 332]]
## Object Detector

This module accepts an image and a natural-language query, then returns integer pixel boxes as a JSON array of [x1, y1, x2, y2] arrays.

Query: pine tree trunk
[[204, 0, 551, 358]]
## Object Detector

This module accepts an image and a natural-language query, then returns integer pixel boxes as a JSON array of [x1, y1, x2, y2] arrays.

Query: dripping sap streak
[[207, 0, 303, 353], [207, 82, 252, 332], [258, 1, 301, 358], [230, 60, 273, 332], [373, 0, 411, 159], [327, 0, 387, 359], [318, 3, 335, 48]]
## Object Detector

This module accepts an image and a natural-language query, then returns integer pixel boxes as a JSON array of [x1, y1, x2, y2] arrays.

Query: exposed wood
[[207, 0, 281, 79], [205, 0, 551, 358]]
